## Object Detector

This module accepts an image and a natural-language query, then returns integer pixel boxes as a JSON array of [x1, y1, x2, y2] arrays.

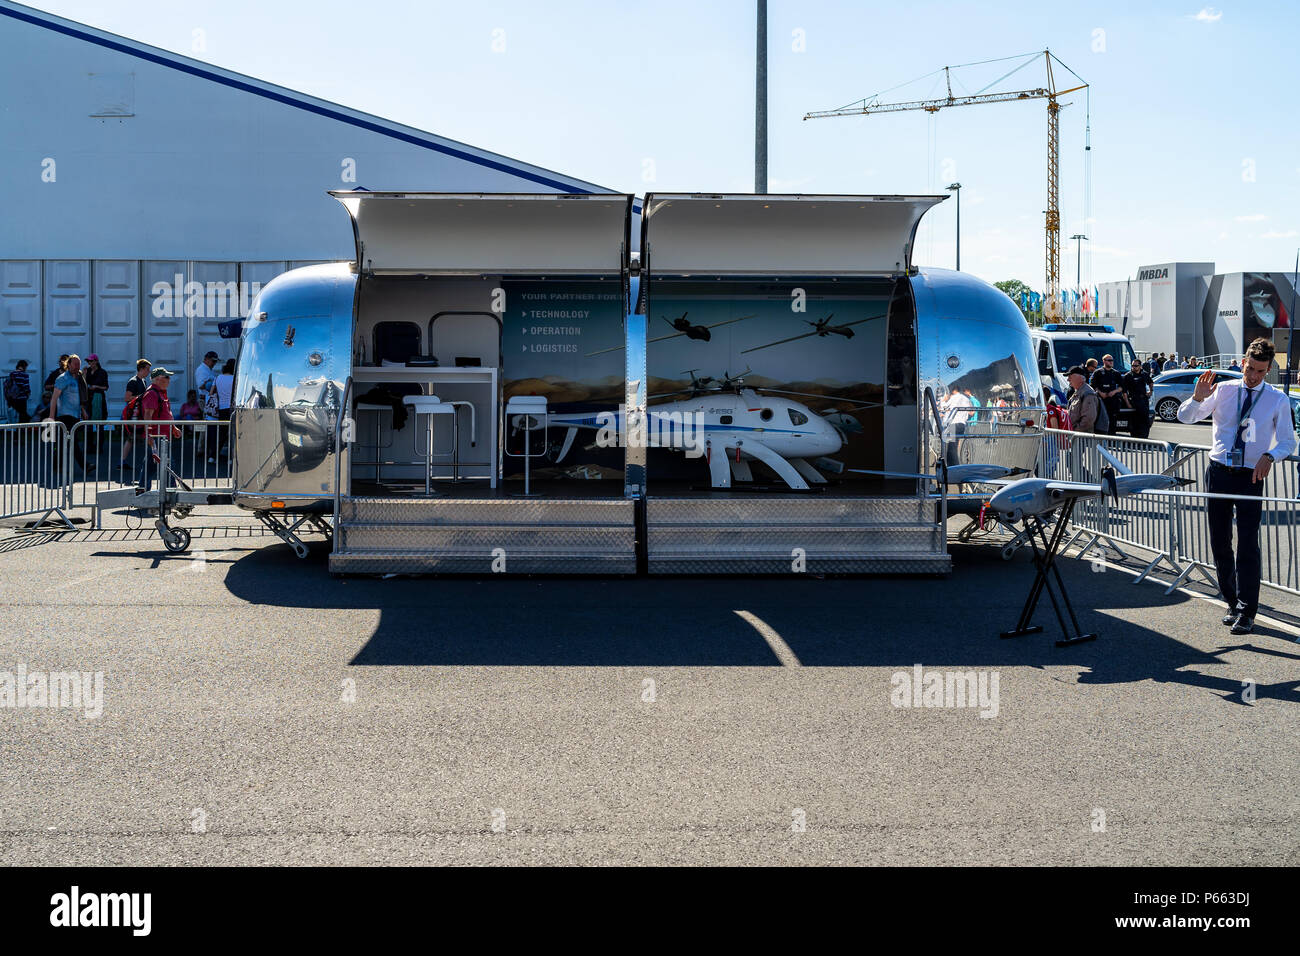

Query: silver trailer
[[231, 191, 1042, 573]]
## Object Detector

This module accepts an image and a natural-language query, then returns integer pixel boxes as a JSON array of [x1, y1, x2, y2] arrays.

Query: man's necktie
[[1234, 386, 1257, 459]]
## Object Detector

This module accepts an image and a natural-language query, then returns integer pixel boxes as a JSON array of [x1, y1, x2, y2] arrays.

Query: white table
[[352, 366, 498, 488]]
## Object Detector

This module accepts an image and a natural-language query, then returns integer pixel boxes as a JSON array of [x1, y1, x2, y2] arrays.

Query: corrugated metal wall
[[1, 260, 326, 418]]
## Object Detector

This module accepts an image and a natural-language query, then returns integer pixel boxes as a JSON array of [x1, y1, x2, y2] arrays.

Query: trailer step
[[329, 550, 636, 575]]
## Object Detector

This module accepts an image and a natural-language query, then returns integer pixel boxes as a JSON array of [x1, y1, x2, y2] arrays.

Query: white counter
[[350, 366, 498, 487]]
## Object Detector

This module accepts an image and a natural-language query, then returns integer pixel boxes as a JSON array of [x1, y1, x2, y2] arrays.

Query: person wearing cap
[[1177, 337, 1298, 634], [1064, 366, 1099, 434], [195, 350, 219, 400], [195, 350, 220, 460], [138, 366, 182, 494], [81, 353, 110, 460]]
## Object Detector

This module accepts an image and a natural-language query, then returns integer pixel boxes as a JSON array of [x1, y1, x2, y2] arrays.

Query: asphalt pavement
[[0, 510, 1297, 866]]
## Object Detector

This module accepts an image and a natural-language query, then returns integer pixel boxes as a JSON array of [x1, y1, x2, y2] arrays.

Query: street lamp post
[[947, 183, 962, 271], [755, 0, 767, 195], [1070, 233, 1088, 319]]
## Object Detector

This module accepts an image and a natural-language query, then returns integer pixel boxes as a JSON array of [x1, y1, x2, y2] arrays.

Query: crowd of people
[[2, 350, 235, 479], [1042, 353, 1155, 439], [1143, 352, 1241, 374]]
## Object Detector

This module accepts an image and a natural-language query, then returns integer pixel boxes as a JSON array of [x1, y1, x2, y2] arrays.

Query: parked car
[[1151, 369, 1242, 422]]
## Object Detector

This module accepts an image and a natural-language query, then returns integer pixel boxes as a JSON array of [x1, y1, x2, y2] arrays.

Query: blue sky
[[27, 0, 1300, 289]]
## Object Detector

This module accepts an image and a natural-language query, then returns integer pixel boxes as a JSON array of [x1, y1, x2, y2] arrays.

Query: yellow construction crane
[[805, 50, 1087, 321]]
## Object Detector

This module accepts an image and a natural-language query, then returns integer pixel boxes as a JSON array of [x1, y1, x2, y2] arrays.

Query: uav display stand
[[505, 396, 547, 498], [999, 497, 1099, 647]]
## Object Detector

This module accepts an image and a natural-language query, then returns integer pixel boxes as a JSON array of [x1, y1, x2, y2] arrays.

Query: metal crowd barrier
[[0, 418, 232, 529], [1038, 427, 1300, 598], [1165, 443, 1300, 596], [0, 420, 75, 528]]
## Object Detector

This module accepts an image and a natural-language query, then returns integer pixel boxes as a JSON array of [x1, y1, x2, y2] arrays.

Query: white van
[[1031, 323, 1141, 431]]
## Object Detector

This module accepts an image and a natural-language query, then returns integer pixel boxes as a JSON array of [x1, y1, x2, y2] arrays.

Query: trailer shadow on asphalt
[[206, 536, 1300, 704]]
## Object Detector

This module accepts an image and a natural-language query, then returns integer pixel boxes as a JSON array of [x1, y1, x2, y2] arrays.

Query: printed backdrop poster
[[500, 279, 892, 485]]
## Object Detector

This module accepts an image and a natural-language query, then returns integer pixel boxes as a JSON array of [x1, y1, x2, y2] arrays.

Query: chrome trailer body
[[231, 262, 357, 514], [229, 192, 1042, 572]]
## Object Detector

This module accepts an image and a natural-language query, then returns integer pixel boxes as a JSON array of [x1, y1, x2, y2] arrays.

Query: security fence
[[0, 418, 232, 528], [1040, 428, 1300, 598], [3, 414, 1296, 601], [0, 420, 74, 527]]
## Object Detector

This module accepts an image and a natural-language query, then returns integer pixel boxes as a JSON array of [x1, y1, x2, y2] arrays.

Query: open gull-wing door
[[640, 193, 945, 276], [329, 191, 634, 276]]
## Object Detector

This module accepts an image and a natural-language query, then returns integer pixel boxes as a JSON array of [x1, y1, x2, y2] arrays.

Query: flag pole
[[1286, 248, 1299, 391]]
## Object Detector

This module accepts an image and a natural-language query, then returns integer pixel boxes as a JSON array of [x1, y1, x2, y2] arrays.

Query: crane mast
[[805, 50, 1086, 320]]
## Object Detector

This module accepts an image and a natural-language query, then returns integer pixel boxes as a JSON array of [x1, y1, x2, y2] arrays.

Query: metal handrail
[[332, 375, 354, 552], [921, 386, 948, 534]]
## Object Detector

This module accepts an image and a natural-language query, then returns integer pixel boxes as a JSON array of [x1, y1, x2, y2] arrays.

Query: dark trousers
[[55, 415, 85, 474], [1205, 461, 1264, 618], [1128, 405, 1151, 439], [1102, 398, 1121, 434], [7, 399, 29, 423], [140, 436, 173, 492]]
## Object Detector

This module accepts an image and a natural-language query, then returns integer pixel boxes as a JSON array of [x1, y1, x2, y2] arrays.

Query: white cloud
[[1234, 213, 1267, 222], [1261, 229, 1299, 239], [1218, 232, 1229, 240], [1190, 6, 1223, 22]]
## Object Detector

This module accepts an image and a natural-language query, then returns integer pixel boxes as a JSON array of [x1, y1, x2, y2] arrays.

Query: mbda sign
[[1137, 268, 1170, 280]]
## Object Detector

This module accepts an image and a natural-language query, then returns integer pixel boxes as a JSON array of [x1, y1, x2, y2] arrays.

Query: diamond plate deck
[[331, 494, 948, 577], [331, 496, 637, 576], [329, 551, 636, 575], [647, 496, 933, 525], [646, 554, 951, 575], [645, 496, 948, 575], [341, 496, 632, 526]]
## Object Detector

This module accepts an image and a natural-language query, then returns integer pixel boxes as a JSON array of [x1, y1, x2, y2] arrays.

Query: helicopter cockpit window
[[760, 408, 774, 422], [719, 414, 733, 425], [787, 409, 808, 426]]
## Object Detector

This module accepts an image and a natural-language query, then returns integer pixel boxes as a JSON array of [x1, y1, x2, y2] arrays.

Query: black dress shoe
[[1230, 617, 1255, 635], [1221, 612, 1239, 626]]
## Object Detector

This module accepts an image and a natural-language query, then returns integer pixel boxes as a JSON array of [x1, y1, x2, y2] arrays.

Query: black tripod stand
[[999, 498, 1099, 647]]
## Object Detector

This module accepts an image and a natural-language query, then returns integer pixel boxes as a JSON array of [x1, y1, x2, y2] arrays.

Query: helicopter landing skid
[[999, 498, 1099, 647]]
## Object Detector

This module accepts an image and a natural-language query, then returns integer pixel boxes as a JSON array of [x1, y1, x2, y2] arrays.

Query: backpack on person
[[3, 372, 23, 403], [1094, 395, 1110, 434], [121, 385, 155, 421]]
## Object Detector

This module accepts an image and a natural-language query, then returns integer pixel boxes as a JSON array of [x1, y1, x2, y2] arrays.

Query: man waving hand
[[1177, 338, 1296, 633]]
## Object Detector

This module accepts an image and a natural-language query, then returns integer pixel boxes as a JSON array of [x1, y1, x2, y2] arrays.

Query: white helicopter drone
[[510, 368, 862, 490]]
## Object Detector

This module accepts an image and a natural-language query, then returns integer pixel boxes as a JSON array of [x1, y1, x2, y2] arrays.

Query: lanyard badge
[[1231, 386, 1257, 468]]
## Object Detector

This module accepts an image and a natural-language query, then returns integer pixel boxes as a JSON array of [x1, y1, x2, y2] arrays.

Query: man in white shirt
[[194, 350, 220, 462], [1177, 337, 1297, 633], [940, 384, 972, 464]]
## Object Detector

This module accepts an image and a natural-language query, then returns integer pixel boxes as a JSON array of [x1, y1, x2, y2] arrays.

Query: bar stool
[[504, 395, 548, 497], [402, 396, 460, 496], [355, 402, 393, 485]]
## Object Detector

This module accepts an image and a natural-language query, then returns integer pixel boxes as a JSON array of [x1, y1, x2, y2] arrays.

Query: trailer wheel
[[162, 527, 192, 553]]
